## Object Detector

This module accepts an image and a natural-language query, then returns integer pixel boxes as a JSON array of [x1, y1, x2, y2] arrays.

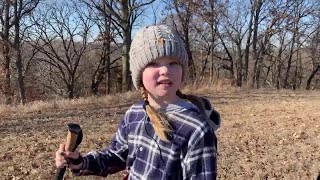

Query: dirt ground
[[0, 89, 319, 180]]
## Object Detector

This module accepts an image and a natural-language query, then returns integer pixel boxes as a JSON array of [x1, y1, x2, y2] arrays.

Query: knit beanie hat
[[129, 25, 189, 89]]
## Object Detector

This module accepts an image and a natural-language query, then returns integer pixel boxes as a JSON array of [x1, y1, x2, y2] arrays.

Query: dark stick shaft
[[55, 167, 66, 180]]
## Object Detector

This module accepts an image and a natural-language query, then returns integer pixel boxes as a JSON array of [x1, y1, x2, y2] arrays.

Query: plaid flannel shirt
[[74, 100, 217, 179]]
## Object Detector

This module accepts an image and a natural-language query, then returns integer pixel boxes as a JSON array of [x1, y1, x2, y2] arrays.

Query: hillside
[[0, 89, 319, 179]]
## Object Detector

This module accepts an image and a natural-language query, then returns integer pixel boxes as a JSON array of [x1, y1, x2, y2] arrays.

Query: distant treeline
[[0, 0, 319, 105]]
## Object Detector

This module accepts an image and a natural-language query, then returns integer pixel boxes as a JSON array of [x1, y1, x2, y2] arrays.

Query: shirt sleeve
[[73, 114, 129, 177], [182, 127, 217, 180]]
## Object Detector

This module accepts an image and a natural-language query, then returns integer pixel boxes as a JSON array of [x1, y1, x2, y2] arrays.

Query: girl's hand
[[55, 143, 83, 170]]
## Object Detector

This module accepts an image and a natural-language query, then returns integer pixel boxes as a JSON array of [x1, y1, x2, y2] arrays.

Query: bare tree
[[13, 0, 40, 104], [194, 0, 220, 83], [30, 1, 94, 99], [85, 0, 156, 92], [166, 0, 199, 81], [252, 0, 286, 88], [243, 0, 255, 84], [283, 0, 315, 89], [90, 23, 121, 95], [90, 12, 113, 95], [306, 18, 320, 90], [86, 1, 122, 95], [247, 0, 264, 88], [167, 0, 320, 90], [0, 0, 39, 104], [306, 65, 320, 90], [215, 0, 251, 84]]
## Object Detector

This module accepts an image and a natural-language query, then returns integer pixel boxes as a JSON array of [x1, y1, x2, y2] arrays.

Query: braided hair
[[140, 87, 207, 141], [140, 87, 172, 141]]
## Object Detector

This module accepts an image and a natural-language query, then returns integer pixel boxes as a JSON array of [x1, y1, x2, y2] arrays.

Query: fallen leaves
[[0, 90, 319, 179]]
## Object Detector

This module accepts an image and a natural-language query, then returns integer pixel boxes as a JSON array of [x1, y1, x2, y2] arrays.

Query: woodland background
[[0, 0, 320, 179], [0, 0, 319, 105]]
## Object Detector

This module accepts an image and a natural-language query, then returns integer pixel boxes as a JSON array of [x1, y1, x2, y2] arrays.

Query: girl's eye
[[169, 61, 180, 66], [146, 62, 158, 67]]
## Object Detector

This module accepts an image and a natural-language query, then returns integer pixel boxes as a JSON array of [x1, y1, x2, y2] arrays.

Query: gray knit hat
[[129, 25, 188, 89]]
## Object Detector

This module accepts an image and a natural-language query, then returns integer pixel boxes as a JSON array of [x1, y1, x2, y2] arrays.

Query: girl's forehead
[[152, 57, 180, 62]]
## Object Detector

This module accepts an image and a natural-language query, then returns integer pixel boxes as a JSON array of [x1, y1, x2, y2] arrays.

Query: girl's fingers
[[60, 151, 66, 157], [56, 144, 65, 157], [64, 151, 79, 159], [55, 143, 67, 168], [55, 144, 83, 170], [59, 143, 65, 151], [55, 156, 67, 168]]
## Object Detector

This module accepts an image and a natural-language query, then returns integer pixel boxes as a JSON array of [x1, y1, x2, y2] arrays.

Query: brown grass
[[0, 91, 140, 118], [0, 88, 319, 180]]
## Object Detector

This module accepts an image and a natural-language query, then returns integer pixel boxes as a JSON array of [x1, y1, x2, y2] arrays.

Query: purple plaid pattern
[[75, 101, 217, 179]]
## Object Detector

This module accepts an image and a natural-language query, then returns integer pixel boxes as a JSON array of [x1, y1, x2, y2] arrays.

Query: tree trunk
[[264, 65, 271, 87], [91, 82, 99, 95], [209, 0, 216, 83], [210, 56, 214, 83], [1, 1, 12, 104], [275, 31, 286, 89], [184, 28, 195, 81], [90, 31, 111, 96], [236, 42, 242, 87], [106, 52, 111, 94], [243, 2, 254, 83], [306, 65, 320, 90], [293, 47, 301, 90], [216, 30, 235, 79], [117, 70, 122, 92], [121, 26, 131, 92], [121, 0, 131, 92], [283, 39, 295, 88], [105, 34, 111, 95], [14, 0, 26, 105], [15, 50, 26, 104], [1, 44, 11, 104], [284, 4, 300, 89], [283, 36, 296, 89], [105, 2, 111, 95], [298, 55, 303, 88], [248, 0, 263, 88], [255, 56, 264, 89], [276, 62, 282, 90], [67, 84, 74, 99]]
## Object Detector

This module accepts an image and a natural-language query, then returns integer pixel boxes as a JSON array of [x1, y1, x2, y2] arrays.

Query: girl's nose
[[159, 65, 170, 75]]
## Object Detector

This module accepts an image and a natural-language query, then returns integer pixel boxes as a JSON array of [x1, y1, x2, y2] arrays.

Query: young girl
[[55, 25, 220, 179]]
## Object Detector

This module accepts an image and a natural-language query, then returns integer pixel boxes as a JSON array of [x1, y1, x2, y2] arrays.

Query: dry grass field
[[0, 88, 319, 180]]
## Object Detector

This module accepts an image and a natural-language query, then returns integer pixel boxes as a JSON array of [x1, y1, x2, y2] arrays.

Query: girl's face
[[142, 57, 183, 102]]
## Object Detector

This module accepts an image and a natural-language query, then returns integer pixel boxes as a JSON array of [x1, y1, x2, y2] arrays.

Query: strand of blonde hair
[[140, 87, 171, 141]]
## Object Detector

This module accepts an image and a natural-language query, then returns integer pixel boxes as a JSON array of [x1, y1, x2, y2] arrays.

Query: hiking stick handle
[[55, 123, 82, 180]]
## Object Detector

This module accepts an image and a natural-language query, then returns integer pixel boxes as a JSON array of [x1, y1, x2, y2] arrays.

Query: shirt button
[[139, 147, 143, 151]]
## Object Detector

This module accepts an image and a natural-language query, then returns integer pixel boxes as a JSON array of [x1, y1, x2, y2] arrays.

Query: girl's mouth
[[157, 80, 172, 85]]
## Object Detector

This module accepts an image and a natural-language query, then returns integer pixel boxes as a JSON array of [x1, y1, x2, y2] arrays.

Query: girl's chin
[[154, 91, 178, 99], [155, 92, 171, 98]]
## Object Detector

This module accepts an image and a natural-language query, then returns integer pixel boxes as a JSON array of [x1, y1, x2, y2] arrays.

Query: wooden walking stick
[[55, 123, 83, 180]]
